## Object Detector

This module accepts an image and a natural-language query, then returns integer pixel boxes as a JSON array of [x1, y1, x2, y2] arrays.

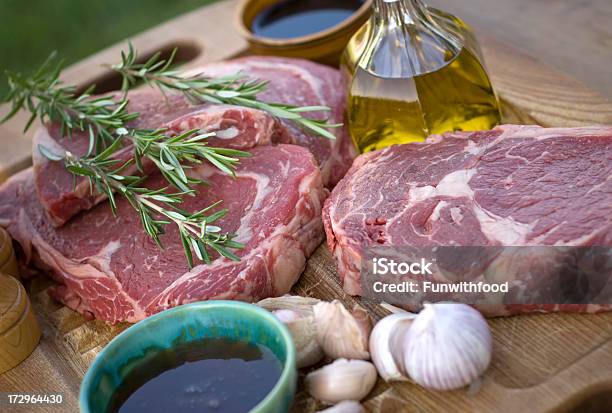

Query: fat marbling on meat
[[323, 125, 612, 315], [33, 56, 356, 227], [2, 145, 326, 323]]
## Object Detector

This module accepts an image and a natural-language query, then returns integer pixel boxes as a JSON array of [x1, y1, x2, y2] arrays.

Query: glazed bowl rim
[[236, 0, 373, 47], [79, 300, 296, 413]]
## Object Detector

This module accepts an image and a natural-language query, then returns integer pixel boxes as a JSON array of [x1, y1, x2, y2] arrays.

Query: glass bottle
[[342, 0, 502, 153]]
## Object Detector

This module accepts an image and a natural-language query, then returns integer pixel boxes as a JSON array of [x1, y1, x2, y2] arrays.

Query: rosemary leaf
[[109, 43, 341, 140], [0, 48, 311, 267]]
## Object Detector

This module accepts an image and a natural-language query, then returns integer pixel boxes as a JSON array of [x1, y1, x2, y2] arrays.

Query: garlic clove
[[287, 315, 325, 368], [316, 400, 365, 413], [271, 309, 324, 368], [369, 312, 416, 381], [313, 300, 372, 360], [401, 303, 492, 391], [306, 359, 377, 405], [258, 296, 325, 368]]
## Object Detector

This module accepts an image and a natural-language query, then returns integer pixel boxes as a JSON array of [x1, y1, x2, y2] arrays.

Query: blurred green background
[[0, 0, 217, 96]]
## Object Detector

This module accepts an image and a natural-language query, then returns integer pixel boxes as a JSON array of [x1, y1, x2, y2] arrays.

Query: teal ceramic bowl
[[80, 300, 297, 413]]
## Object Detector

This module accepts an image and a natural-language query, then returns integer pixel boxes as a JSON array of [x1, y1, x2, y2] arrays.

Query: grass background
[[0, 0, 216, 96]]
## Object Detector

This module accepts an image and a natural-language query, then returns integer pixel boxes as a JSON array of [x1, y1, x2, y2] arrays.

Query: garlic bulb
[[316, 400, 365, 413], [401, 303, 492, 391], [369, 312, 415, 381], [313, 300, 372, 360], [259, 296, 324, 368], [306, 359, 377, 404]]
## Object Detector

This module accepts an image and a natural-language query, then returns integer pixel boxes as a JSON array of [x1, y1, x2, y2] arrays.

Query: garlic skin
[[259, 296, 324, 368], [316, 400, 365, 413], [401, 303, 492, 391], [306, 359, 377, 404], [278, 312, 325, 368], [258, 295, 321, 315], [273, 309, 302, 323], [313, 300, 372, 360], [369, 312, 415, 381]]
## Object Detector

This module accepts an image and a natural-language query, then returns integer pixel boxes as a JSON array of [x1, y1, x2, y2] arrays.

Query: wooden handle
[[0, 274, 41, 374], [0, 228, 19, 279]]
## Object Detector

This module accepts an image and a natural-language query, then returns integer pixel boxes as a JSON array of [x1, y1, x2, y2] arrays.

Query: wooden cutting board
[[0, 1, 611, 412]]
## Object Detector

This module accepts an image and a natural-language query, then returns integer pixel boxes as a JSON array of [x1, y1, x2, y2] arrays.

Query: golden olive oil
[[342, 0, 502, 153]]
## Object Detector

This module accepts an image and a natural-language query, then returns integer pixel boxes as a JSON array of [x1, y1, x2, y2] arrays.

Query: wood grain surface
[[429, 0, 612, 99], [0, 275, 41, 375], [0, 0, 246, 181], [0, 1, 611, 412], [0, 228, 19, 279]]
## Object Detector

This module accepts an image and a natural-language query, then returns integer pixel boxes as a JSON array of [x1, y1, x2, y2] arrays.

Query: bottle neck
[[373, 0, 430, 24], [362, 0, 464, 77]]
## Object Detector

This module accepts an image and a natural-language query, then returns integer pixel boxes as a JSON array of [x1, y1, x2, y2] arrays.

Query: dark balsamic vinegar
[[252, 0, 364, 39], [107, 338, 282, 413]]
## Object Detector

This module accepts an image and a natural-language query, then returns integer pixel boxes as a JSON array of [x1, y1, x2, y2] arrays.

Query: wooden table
[[0, 1, 611, 412], [429, 0, 612, 99]]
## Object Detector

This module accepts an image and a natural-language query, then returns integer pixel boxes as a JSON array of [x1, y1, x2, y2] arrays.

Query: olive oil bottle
[[342, 0, 502, 153]]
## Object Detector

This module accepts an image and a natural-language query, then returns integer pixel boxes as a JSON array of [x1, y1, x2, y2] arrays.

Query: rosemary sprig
[[109, 44, 341, 140], [39, 127, 248, 267], [2, 52, 250, 267], [2, 44, 341, 268], [126, 127, 249, 193], [2, 52, 136, 155], [54, 146, 243, 267]]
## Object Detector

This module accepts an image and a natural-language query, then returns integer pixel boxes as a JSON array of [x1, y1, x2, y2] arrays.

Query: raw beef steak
[[33, 89, 290, 227], [192, 56, 356, 186], [34, 57, 355, 226], [323, 125, 612, 314], [1, 145, 327, 324]]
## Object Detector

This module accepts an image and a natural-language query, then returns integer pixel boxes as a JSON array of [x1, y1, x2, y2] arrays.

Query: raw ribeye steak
[[34, 57, 355, 226], [34, 89, 285, 227], [1, 145, 326, 324], [323, 125, 612, 315], [196, 56, 356, 186]]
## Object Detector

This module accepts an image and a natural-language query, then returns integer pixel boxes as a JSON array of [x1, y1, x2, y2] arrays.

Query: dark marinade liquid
[[107, 338, 282, 413], [251, 0, 364, 39]]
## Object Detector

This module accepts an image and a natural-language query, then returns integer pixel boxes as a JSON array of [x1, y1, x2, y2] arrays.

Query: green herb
[[1, 53, 249, 267], [1, 44, 339, 267], [108, 43, 342, 140], [2, 52, 137, 156], [127, 127, 249, 192], [57, 143, 243, 267]]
